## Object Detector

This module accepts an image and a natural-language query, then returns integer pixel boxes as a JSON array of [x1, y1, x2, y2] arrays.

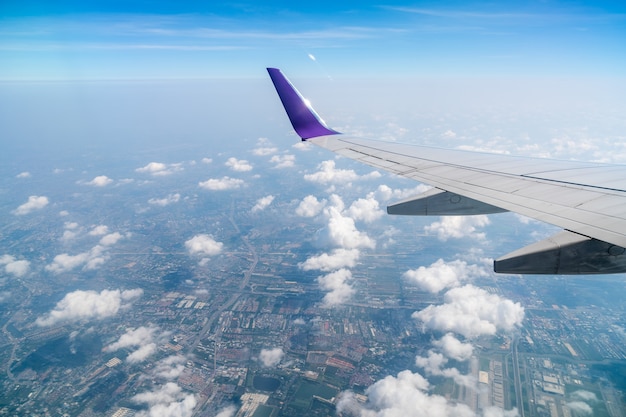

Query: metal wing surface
[[267, 68, 626, 274]]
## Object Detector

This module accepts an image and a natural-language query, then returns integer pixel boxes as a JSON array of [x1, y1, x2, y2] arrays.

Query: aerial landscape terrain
[[1, 1, 625, 416]]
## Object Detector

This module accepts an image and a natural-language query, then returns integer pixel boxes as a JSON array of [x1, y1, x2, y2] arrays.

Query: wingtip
[[267, 68, 340, 140]]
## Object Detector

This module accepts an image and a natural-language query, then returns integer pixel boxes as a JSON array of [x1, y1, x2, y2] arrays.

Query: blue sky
[[1, 1, 625, 80]]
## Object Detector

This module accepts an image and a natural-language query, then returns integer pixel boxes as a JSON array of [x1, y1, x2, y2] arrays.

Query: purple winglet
[[267, 68, 340, 140]]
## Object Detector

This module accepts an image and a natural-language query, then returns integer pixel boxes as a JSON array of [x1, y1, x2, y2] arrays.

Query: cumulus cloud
[[403, 259, 488, 293], [86, 175, 113, 187], [0, 255, 30, 277], [259, 347, 284, 367], [136, 162, 183, 176], [16, 171, 31, 178], [100, 232, 125, 246], [317, 269, 355, 307], [149, 193, 181, 206], [201, 157, 213, 164], [198, 176, 244, 190], [424, 215, 490, 241], [36, 288, 143, 326], [270, 154, 295, 168], [413, 285, 524, 338], [154, 355, 187, 380], [253, 147, 278, 156], [292, 141, 313, 151], [304, 160, 380, 185], [104, 325, 163, 363], [566, 402, 593, 416], [127, 343, 158, 364], [252, 195, 275, 212], [299, 248, 360, 272], [133, 383, 196, 417], [13, 195, 49, 215], [433, 333, 474, 361], [46, 251, 91, 274], [570, 390, 598, 403], [89, 225, 109, 236], [346, 195, 384, 223], [373, 184, 432, 202], [185, 234, 223, 257], [46, 228, 127, 273], [215, 405, 237, 417], [415, 351, 475, 388], [337, 370, 475, 417], [322, 206, 375, 250], [225, 157, 253, 172], [296, 195, 327, 217]]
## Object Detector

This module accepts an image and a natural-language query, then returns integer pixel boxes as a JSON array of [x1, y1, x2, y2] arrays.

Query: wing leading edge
[[267, 68, 626, 274]]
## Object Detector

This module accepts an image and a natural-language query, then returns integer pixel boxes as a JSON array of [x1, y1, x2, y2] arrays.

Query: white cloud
[[252, 195, 275, 212], [323, 206, 375, 250], [149, 193, 181, 206], [374, 184, 432, 202], [185, 234, 223, 257], [346, 195, 384, 223], [136, 162, 183, 176], [413, 285, 524, 338], [225, 157, 253, 172], [16, 171, 31, 178], [87, 175, 113, 187], [565, 402, 593, 416], [13, 195, 49, 215], [105, 325, 162, 364], [133, 383, 196, 417], [433, 333, 474, 361], [89, 225, 109, 236], [47, 228, 127, 273], [100, 232, 125, 246], [215, 405, 237, 417], [270, 154, 295, 168], [105, 325, 157, 350], [127, 343, 158, 364], [253, 146, 278, 156], [336, 370, 475, 417], [300, 248, 360, 272], [443, 130, 457, 139], [296, 195, 327, 217], [154, 356, 187, 380], [292, 141, 313, 151], [201, 157, 213, 164], [198, 176, 244, 190], [36, 288, 143, 326], [403, 259, 487, 294], [259, 347, 284, 367], [46, 252, 91, 274], [424, 215, 490, 241], [570, 390, 598, 403], [62, 227, 80, 241], [304, 160, 380, 185], [0, 255, 30, 277], [482, 407, 520, 417], [317, 268, 355, 307], [415, 350, 476, 388]]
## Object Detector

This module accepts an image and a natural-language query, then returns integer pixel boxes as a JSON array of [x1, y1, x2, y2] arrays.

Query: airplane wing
[[267, 68, 626, 274]]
